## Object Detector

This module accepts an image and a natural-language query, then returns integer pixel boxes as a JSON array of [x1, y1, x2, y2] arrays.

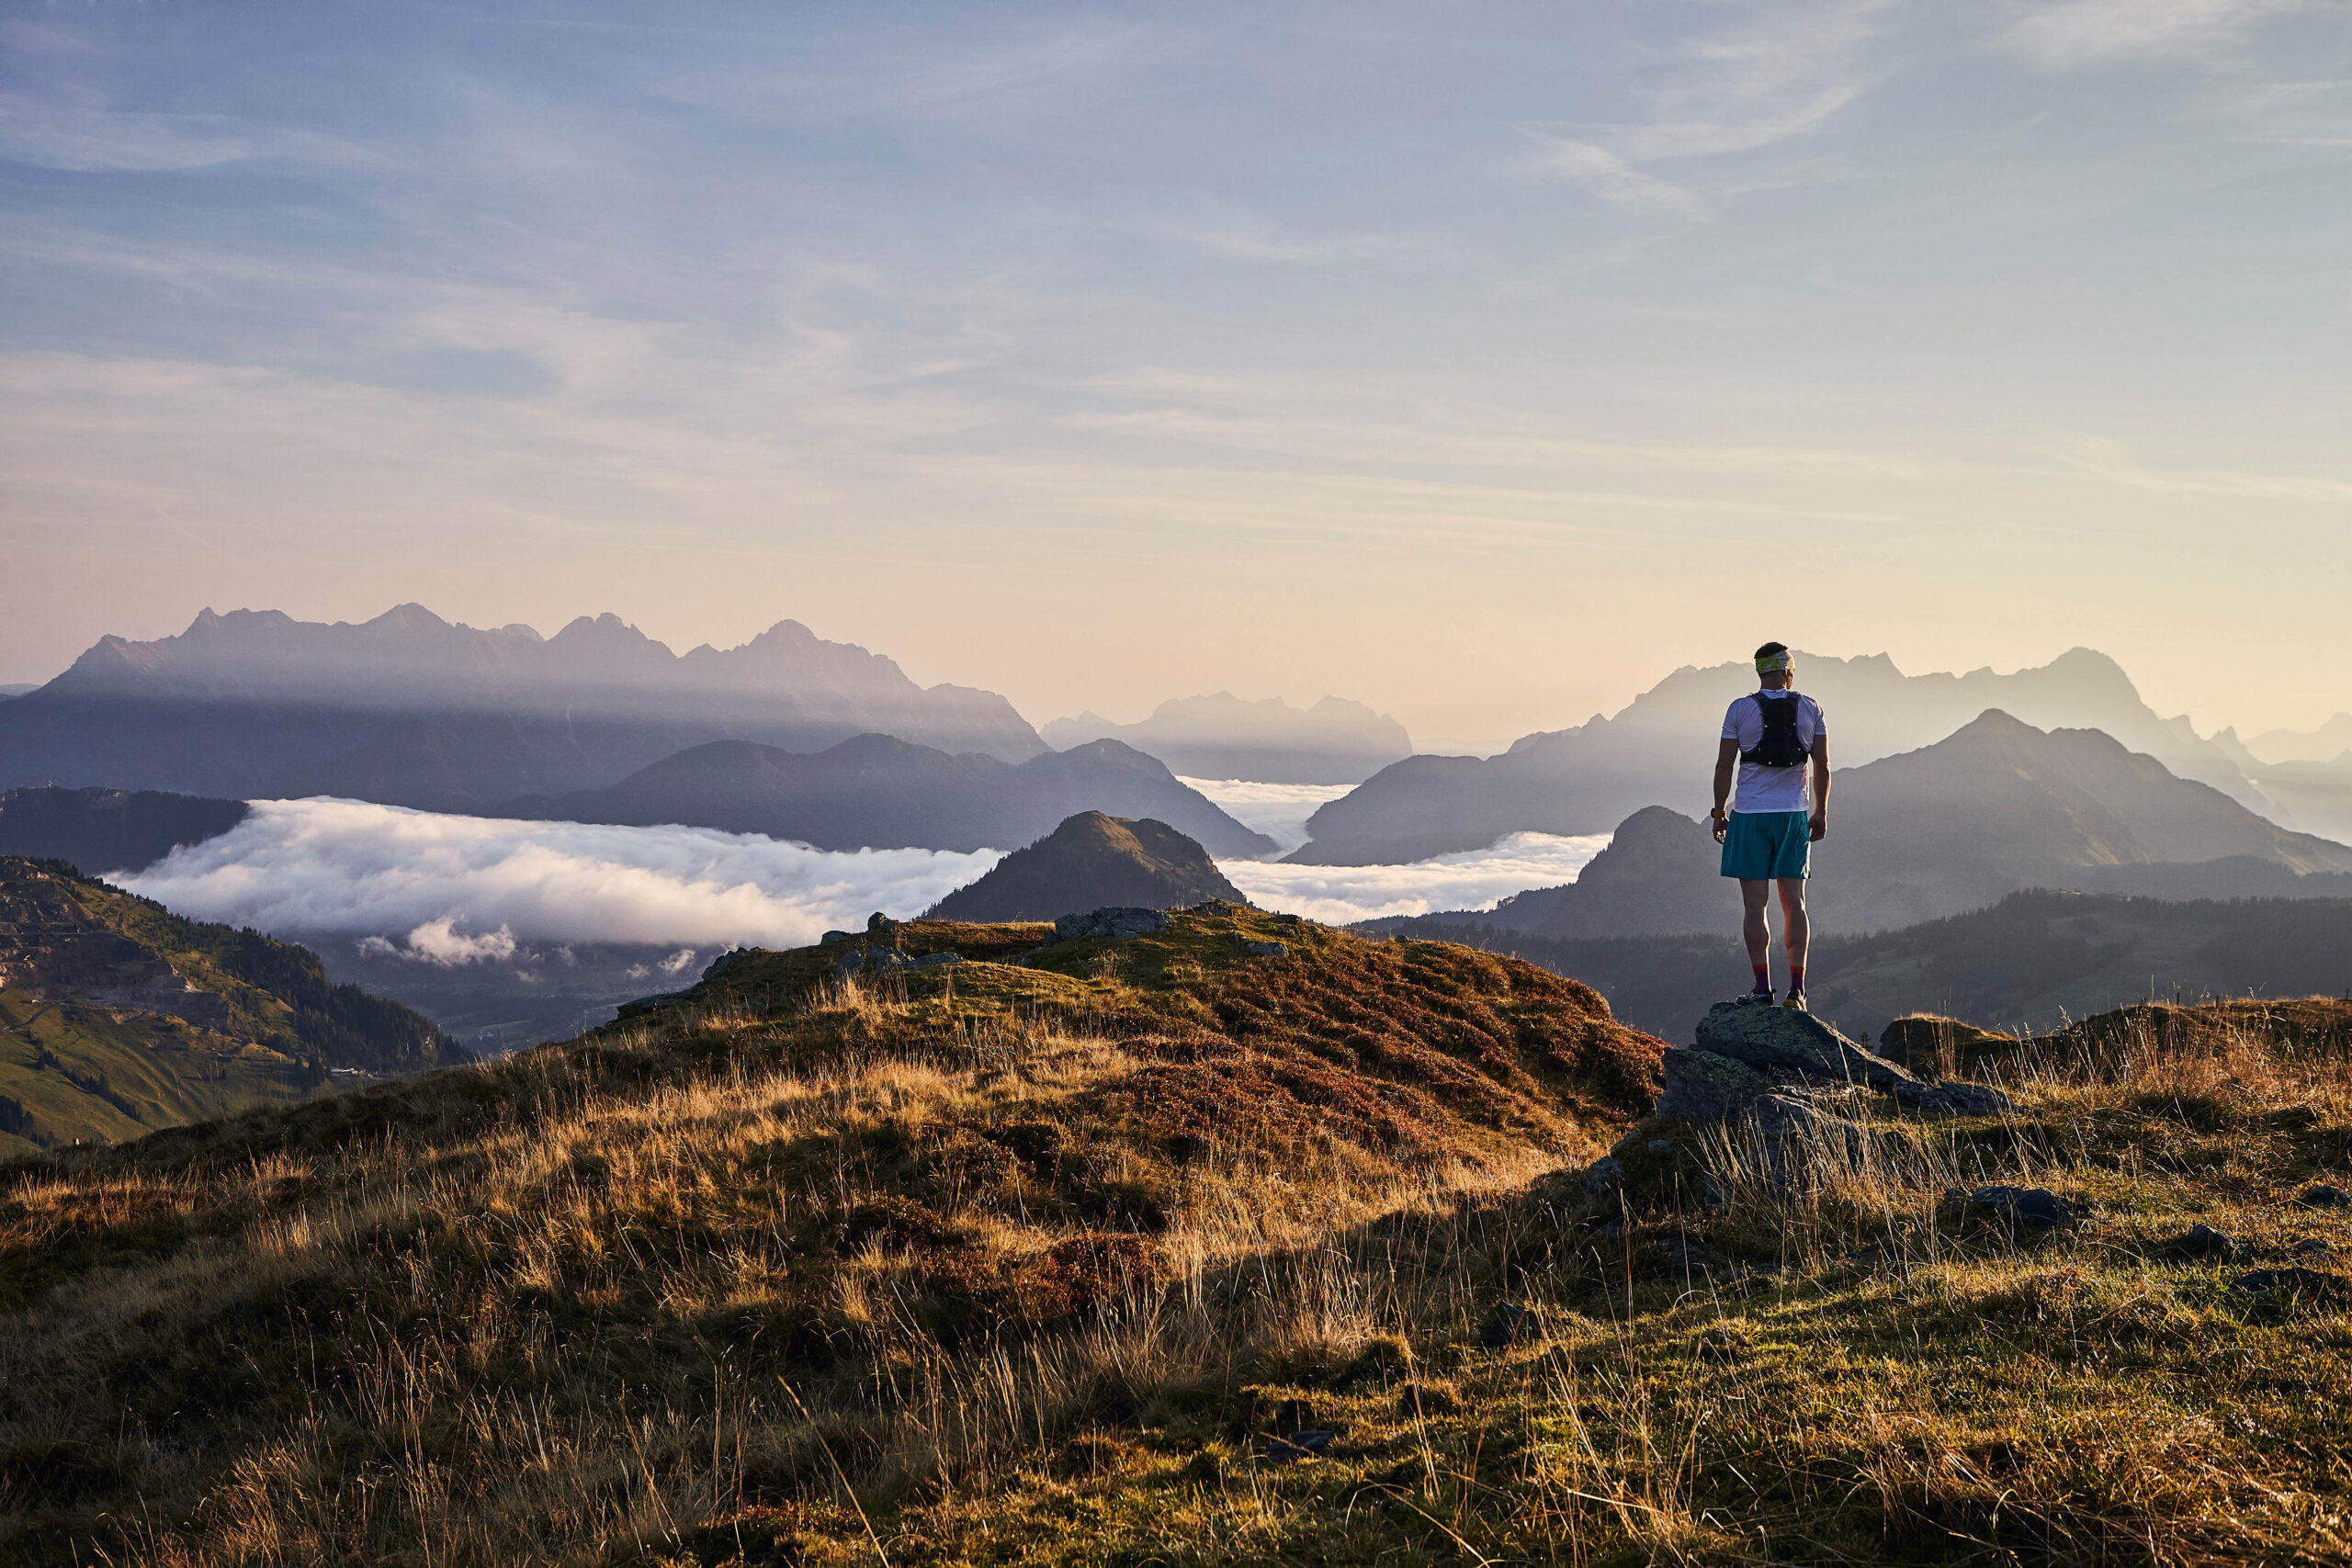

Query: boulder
[[1656, 1047, 1769, 1122], [911, 951, 962, 968], [1582, 1156, 1624, 1198], [1245, 941, 1288, 958], [1697, 1001, 1920, 1094], [1046, 907, 1169, 944], [2295, 1184, 2352, 1209], [1878, 1013, 2016, 1076]]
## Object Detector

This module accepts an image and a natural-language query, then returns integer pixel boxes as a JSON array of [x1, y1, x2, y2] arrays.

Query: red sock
[[1790, 965, 1804, 993], [1752, 964, 1770, 992]]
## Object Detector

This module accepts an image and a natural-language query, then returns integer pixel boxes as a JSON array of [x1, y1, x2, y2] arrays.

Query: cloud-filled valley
[[115, 797, 1607, 957]]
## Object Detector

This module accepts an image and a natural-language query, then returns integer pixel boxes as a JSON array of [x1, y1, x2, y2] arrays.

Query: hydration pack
[[1741, 693, 1812, 769]]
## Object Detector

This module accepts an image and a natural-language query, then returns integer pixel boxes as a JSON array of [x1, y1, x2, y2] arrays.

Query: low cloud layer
[[1178, 777, 1357, 853], [120, 798, 1004, 952], [115, 797, 1606, 956], [1220, 832, 1611, 925]]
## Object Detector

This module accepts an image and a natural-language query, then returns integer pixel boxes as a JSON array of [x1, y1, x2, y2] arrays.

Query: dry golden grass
[[4, 911, 2348, 1566]]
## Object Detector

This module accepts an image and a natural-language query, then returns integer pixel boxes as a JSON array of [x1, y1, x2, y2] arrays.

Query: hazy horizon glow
[[6, 2, 2350, 747]]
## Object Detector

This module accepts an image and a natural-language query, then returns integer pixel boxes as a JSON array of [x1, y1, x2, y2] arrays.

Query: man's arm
[[1712, 738, 1738, 843], [1809, 736, 1831, 841]]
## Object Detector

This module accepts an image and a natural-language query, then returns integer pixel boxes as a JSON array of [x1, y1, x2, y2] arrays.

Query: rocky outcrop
[[1654, 1001, 2015, 1130]]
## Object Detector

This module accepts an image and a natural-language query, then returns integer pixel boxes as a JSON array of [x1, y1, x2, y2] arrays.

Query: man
[[1710, 642, 1829, 1010]]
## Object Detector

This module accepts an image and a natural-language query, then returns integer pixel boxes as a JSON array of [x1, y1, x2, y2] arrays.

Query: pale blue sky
[[4, 0, 2347, 750]]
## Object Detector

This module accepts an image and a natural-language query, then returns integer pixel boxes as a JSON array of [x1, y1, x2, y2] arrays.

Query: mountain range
[[1042, 693, 1413, 784], [923, 812, 1248, 920], [0, 604, 1046, 812], [1472, 711, 2352, 940], [501, 733, 1279, 858], [0, 785, 251, 875], [1389, 889, 2352, 1043], [1290, 648, 2276, 864]]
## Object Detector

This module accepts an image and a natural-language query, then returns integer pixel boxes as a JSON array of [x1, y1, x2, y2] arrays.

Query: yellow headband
[[1756, 650, 1792, 676]]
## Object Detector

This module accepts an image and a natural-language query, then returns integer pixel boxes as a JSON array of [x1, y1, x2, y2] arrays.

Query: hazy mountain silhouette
[[1290, 648, 2272, 864], [502, 735, 1280, 859], [923, 813, 1248, 920], [1390, 890, 2352, 1044], [2239, 713, 2352, 765], [0, 605, 1046, 811], [1477, 712, 2352, 940], [1043, 693, 1412, 784], [0, 786, 250, 875]]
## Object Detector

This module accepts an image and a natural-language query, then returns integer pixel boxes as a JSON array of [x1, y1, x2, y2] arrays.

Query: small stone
[[2233, 1266, 2346, 1298], [1481, 1302, 1542, 1349], [2175, 1224, 2235, 1258], [911, 951, 962, 967], [1582, 1156, 1624, 1198], [1265, 1429, 1338, 1462], [2294, 1238, 2334, 1255], [1649, 1233, 1724, 1274], [2295, 1184, 2352, 1209], [1245, 941, 1288, 958], [1967, 1185, 2087, 1228], [1646, 1139, 1678, 1154]]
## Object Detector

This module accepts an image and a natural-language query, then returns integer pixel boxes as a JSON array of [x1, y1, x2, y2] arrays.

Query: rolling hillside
[[0, 856, 464, 1150], [6, 912, 2352, 1563]]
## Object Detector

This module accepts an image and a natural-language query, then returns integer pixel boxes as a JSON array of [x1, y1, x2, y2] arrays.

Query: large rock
[[1694, 1001, 2013, 1115], [1695, 1001, 1920, 1092], [1656, 1048, 1770, 1122]]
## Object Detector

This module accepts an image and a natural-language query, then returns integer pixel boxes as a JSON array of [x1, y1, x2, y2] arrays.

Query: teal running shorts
[[1720, 810, 1811, 880]]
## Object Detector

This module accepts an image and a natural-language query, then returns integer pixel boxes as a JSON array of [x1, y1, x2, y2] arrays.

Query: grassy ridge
[[0, 908, 1660, 1564], [5, 911, 2352, 1564]]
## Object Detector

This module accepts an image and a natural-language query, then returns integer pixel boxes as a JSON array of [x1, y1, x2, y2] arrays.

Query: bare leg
[[1777, 877, 1810, 982], [1740, 880, 1771, 971]]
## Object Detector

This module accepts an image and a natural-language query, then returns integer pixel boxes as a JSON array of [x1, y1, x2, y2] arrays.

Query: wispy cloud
[[1152, 208, 1426, 265], [1521, 133, 1706, 214], [1521, 2, 1884, 215], [2007, 0, 2310, 68]]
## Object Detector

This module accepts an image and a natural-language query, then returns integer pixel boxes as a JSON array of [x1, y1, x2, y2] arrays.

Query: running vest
[[1741, 693, 1812, 770]]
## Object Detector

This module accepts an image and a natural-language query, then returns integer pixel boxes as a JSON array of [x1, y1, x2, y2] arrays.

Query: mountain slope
[[0, 856, 463, 1150], [1293, 648, 2270, 863], [0, 785, 249, 875], [506, 734, 1281, 857], [924, 812, 1249, 920], [0, 907, 1661, 1562], [0, 604, 1046, 810], [1042, 693, 1413, 784], [1484, 712, 2352, 940]]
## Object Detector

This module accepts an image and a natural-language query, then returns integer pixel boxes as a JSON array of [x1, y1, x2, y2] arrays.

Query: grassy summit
[[0, 907, 1657, 1564], [5, 909, 2351, 1564]]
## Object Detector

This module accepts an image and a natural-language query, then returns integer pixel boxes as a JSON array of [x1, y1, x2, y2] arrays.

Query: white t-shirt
[[1721, 691, 1826, 814]]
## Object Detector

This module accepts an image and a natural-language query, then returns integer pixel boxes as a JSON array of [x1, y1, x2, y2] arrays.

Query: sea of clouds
[[1216, 832, 1610, 925], [1176, 777, 1355, 853], [117, 797, 1610, 962], [120, 798, 1006, 963]]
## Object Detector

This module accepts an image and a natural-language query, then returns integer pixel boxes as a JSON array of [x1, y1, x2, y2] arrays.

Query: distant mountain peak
[[922, 811, 1249, 921]]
